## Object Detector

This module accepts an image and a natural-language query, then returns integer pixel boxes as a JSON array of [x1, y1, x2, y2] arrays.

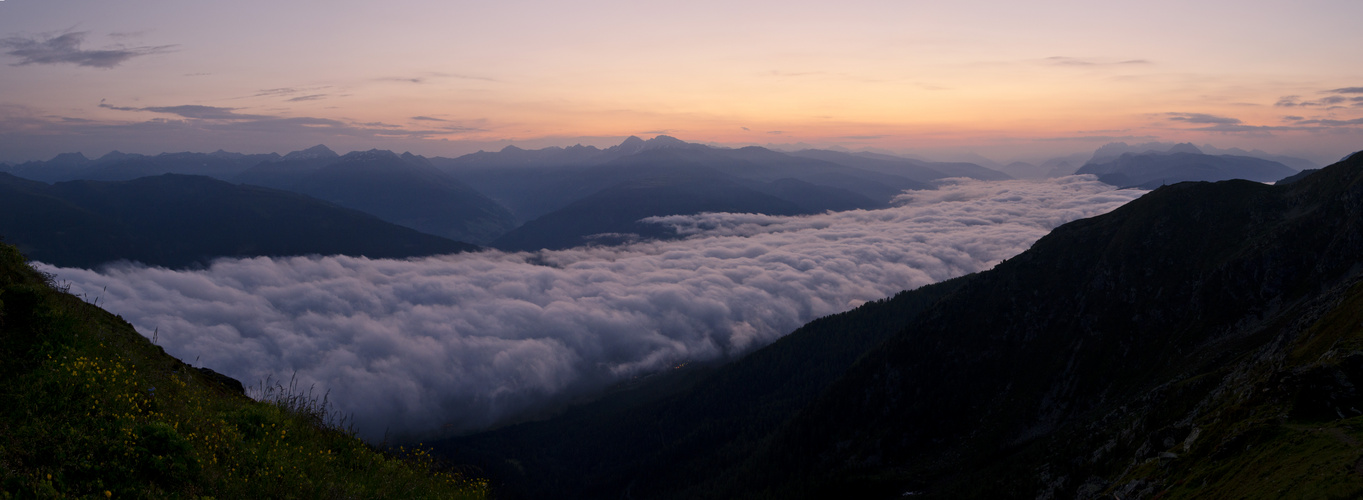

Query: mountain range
[[1076, 145, 1298, 189], [248, 149, 518, 245], [1, 137, 1319, 264], [0, 173, 475, 269], [432, 150, 1363, 499]]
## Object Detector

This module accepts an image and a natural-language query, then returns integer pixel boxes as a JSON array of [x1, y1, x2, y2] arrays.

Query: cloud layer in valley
[[40, 176, 1147, 440]]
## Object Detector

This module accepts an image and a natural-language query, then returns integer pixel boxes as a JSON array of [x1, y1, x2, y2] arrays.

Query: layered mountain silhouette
[[0, 150, 281, 183], [1077, 145, 1297, 189], [5, 138, 1010, 252], [428, 136, 1012, 250], [434, 151, 1363, 499], [0, 173, 475, 269], [490, 168, 823, 251], [431, 136, 1008, 225], [1086, 141, 1319, 171], [260, 149, 518, 245]]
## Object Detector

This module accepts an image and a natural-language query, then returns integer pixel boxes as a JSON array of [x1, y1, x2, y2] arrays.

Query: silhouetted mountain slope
[[87, 151, 279, 182], [441, 151, 1363, 499], [1087, 141, 1320, 171], [1275, 168, 1319, 185], [0, 150, 288, 183], [1077, 151, 1297, 189], [723, 151, 1363, 498], [288, 150, 517, 245], [0, 173, 475, 269], [489, 171, 807, 252], [754, 178, 879, 213], [431, 276, 972, 499], [232, 145, 339, 189]]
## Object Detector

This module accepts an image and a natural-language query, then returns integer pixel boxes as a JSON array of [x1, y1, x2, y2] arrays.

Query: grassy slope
[[0, 242, 487, 499]]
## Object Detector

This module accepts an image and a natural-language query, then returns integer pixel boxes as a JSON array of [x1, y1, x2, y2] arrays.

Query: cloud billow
[[40, 176, 1146, 440], [0, 31, 174, 68]]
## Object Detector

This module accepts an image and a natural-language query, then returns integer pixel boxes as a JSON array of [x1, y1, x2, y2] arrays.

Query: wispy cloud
[[378, 72, 498, 84], [1329, 87, 1363, 94], [1043, 56, 1151, 66], [1166, 112, 1242, 125], [99, 102, 269, 120], [1292, 117, 1363, 126], [0, 31, 174, 68], [1162, 112, 1299, 133], [411, 116, 448, 122], [1276, 95, 1350, 108]]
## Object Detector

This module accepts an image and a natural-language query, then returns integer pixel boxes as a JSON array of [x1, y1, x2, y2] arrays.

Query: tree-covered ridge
[[0, 242, 487, 499]]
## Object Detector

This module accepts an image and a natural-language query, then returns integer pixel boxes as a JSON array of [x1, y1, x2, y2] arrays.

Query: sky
[[41, 176, 1146, 439], [2, 0, 1362, 164]]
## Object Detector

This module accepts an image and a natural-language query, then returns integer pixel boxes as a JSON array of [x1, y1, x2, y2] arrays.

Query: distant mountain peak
[[283, 144, 338, 161], [95, 150, 143, 163], [614, 135, 647, 154], [339, 149, 401, 162], [1168, 142, 1203, 154], [645, 135, 685, 146], [48, 152, 90, 165], [399, 151, 433, 167], [610, 135, 703, 155]]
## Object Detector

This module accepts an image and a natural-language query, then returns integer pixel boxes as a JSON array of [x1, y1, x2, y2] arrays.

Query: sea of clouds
[[39, 176, 1147, 440]]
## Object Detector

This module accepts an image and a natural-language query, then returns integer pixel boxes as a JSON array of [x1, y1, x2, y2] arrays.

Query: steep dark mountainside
[[431, 276, 972, 499], [1077, 150, 1296, 189], [440, 152, 1363, 499], [0, 173, 475, 269], [0, 242, 487, 498], [727, 153, 1363, 498], [1276, 168, 1319, 185], [288, 149, 517, 245]]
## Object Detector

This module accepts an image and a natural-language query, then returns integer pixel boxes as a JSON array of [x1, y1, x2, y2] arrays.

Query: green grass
[[0, 241, 488, 499]]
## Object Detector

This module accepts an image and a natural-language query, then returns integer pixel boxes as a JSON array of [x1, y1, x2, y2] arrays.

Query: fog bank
[[40, 176, 1146, 440]]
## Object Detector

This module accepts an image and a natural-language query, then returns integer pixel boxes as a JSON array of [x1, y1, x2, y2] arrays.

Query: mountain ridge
[[0, 173, 477, 269]]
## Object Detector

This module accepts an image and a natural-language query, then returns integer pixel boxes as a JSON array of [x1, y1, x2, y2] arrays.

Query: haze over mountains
[[0, 172, 474, 268], [1076, 144, 1298, 189], [3, 136, 1313, 259]]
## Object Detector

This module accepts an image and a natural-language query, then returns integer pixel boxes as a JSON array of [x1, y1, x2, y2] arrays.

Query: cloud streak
[[40, 176, 1147, 440], [99, 102, 270, 120], [0, 31, 174, 68]]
